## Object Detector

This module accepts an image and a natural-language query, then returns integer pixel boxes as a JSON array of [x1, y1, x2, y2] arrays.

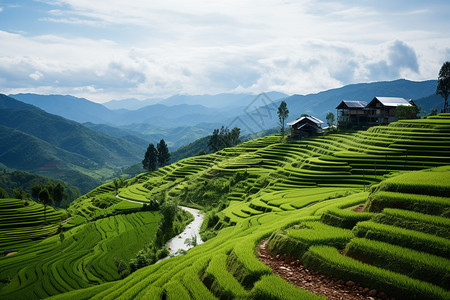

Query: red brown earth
[[258, 240, 394, 300]]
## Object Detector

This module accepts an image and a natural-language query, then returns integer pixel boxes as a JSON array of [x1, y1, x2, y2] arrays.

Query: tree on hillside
[[277, 101, 289, 138], [396, 105, 419, 119], [208, 126, 241, 153], [157, 139, 171, 167], [13, 188, 29, 200], [38, 188, 52, 224], [113, 177, 124, 195], [208, 128, 221, 152], [436, 61, 450, 113], [142, 143, 158, 171], [326, 112, 335, 128], [0, 187, 9, 198], [228, 127, 241, 147], [52, 182, 65, 204]]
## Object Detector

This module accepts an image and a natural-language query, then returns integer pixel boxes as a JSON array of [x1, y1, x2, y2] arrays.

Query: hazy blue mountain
[[102, 97, 163, 110], [11, 93, 119, 124], [160, 92, 288, 108], [414, 94, 445, 115], [118, 123, 211, 150], [9, 93, 240, 128]]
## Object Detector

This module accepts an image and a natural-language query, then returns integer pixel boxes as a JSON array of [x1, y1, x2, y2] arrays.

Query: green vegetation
[[0, 170, 80, 203], [1, 115, 450, 299], [0, 94, 146, 193], [0, 198, 67, 250]]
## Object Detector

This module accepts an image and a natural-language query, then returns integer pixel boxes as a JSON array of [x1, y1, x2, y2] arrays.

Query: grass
[[302, 245, 450, 300], [2, 115, 450, 299]]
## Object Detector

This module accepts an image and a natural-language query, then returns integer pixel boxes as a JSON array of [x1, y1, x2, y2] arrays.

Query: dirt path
[[258, 240, 393, 300], [115, 195, 146, 204]]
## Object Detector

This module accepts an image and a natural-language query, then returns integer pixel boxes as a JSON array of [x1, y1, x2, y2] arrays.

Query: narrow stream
[[116, 195, 205, 260], [165, 206, 204, 256]]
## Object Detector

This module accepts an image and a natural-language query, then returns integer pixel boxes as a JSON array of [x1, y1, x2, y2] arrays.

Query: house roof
[[368, 97, 412, 107], [336, 100, 368, 109], [287, 115, 324, 126]]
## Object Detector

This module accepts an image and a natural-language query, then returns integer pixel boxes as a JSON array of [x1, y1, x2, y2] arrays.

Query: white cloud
[[0, 1, 449, 101], [29, 71, 44, 81]]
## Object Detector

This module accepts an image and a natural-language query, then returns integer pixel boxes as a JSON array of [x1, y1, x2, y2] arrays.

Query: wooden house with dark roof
[[336, 97, 416, 128], [365, 97, 414, 125], [336, 100, 368, 128], [287, 115, 324, 139]]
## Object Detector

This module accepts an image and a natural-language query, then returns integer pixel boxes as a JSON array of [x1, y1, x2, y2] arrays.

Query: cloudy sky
[[0, 0, 449, 102]]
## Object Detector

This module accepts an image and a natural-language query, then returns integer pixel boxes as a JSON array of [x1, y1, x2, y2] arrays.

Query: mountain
[[10, 93, 241, 128], [11, 93, 119, 124], [160, 92, 288, 108], [102, 97, 163, 110], [229, 79, 438, 134], [414, 94, 445, 115], [0, 94, 146, 192]]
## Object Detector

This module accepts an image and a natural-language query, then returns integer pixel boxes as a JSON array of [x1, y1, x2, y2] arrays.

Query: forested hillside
[[0, 95, 146, 193]]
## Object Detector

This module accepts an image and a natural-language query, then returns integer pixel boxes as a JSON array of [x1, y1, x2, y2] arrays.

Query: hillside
[[0, 95, 146, 193], [0, 170, 80, 202], [1, 114, 449, 299]]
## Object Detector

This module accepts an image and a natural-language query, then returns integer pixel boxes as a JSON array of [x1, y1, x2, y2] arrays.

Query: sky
[[0, 0, 449, 103]]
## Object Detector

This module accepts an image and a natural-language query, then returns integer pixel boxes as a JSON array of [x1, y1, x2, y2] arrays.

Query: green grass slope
[[0, 198, 68, 251], [0, 94, 147, 193], [2, 114, 450, 299]]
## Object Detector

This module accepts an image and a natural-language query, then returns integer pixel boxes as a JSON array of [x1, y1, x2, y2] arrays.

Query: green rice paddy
[[1, 114, 450, 299]]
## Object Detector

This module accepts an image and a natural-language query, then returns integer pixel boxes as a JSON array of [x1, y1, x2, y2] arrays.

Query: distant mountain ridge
[[0, 94, 146, 193]]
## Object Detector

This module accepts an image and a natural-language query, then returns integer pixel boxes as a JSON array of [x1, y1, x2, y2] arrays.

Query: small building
[[336, 100, 368, 128], [287, 115, 324, 139], [365, 97, 414, 125]]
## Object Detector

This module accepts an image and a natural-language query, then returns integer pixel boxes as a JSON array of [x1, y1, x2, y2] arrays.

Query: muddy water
[[165, 206, 204, 256]]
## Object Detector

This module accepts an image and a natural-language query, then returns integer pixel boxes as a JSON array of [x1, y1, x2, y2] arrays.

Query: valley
[[0, 113, 449, 299]]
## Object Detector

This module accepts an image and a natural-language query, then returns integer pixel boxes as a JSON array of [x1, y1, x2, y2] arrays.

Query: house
[[287, 115, 324, 139], [336, 100, 368, 128], [365, 97, 414, 125], [336, 97, 416, 128]]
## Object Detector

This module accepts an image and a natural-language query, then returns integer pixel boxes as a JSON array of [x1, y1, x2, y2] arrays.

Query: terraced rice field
[[1, 114, 450, 299], [0, 211, 160, 299], [0, 198, 67, 250]]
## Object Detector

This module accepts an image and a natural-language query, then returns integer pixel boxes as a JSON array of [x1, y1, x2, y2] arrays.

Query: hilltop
[[0, 114, 449, 299]]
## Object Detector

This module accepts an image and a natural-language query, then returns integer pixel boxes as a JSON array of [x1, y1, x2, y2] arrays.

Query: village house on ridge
[[336, 96, 416, 129]]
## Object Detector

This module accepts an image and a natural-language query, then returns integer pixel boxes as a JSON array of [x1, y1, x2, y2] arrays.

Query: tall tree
[[228, 127, 241, 147], [326, 112, 335, 128], [277, 101, 289, 138], [208, 128, 220, 152], [208, 126, 241, 153], [142, 143, 158, 171], [157, 139, 170, 167], [52, 182, 65, 204], [436, 61, 450, 113], [38, 188, 51, 224], [0, 187, 9, 198]]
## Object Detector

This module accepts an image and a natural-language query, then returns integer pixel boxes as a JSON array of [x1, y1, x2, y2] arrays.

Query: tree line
[[207, 126, 241, 153], [142, 139, 171, 171]]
